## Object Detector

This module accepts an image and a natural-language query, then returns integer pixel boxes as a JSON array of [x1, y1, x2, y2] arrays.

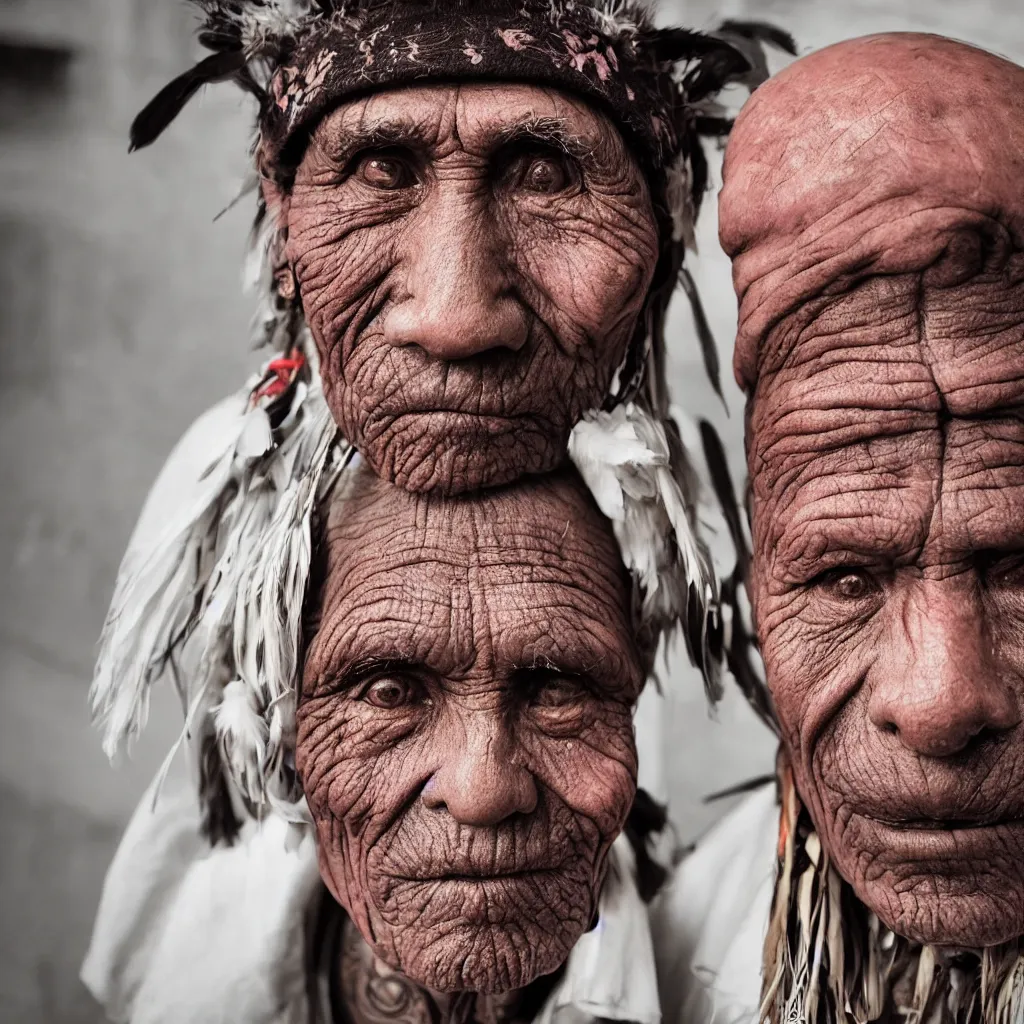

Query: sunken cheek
[[285, 185, 403, 358], [523, 700, 639, 831], [505, 200, 655, 341], [755, 566, 884, 787]]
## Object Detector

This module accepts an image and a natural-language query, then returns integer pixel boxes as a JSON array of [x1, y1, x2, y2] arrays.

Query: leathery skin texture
[[296, 466, 645, 993], [267, 82, 658, 495], [720, 33, 1024, 948]]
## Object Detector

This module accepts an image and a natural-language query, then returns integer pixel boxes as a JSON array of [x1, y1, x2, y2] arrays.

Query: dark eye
[[362, 675, 418, 709], [530, 674, 588, 708], [355, 151, 417, 190], [508, 150, 580, 195], [813, 569, 878, 601], [983, 552, 1024, 587]]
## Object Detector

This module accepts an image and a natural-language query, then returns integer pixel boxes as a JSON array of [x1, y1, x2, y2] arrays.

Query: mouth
[[386, 408, 535, 427], [874, 816, 1016, 831], [435, 869, 556, 882], [852, 812, 1024, 861], [392, 864, 564, 884]]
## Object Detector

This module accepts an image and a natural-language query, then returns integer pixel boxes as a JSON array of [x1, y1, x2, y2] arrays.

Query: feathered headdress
[[131, 0, 794, 410], [92, 0, 794, 839]]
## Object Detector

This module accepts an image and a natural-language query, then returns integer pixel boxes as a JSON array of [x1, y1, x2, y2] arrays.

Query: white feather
[[215, 678, 269, 801], [586, 0, 654, 38], [569, 402, 714, 645], [90, 386, 271, 760], [230, 399, 342, 799], [226, 0, 320, 51], [91, 346, 343, 815], [665, 153, 697, 251]]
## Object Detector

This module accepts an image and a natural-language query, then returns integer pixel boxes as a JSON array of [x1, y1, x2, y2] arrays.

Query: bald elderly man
[[653, 32, 1024, 1024]]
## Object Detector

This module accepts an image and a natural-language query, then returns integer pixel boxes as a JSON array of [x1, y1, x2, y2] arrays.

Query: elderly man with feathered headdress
[[79, 2, 793, 1022]]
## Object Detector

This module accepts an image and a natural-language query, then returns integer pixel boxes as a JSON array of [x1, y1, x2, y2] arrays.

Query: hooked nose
[[383, 194, 529, 361], [868, 582, 1020, 758], [422, 712, 538, 826]]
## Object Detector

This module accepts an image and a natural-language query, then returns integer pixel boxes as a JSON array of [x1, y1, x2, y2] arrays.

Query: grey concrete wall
[[0, 1, 1021, 1021]]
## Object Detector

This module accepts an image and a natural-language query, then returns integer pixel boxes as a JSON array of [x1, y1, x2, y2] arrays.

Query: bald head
[[726, 34, 1024, 950], [720, 32, 1024, 391]]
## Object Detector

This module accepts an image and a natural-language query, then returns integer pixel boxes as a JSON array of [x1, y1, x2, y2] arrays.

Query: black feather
[[710, 19, 798, 96], [718, 19, 798, 57], [699, 419, 748, 577], [702, 773, 775, 803], [679, 266, 723, 401], [197, 27, 244, 52], [129, 49, 248, 152], [723, 570, 778, 733], [645, 26, 745, 65], [698, 420, 779, 733], [694, 114, 735, 139], [684, 42, 753, 102], [198, 732, 243, 846], [685, 131, 711, 217], [624, 788, 670, 902]]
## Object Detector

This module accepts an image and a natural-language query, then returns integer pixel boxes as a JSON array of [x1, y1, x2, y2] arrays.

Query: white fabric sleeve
[[649, 783, 779, 1024]]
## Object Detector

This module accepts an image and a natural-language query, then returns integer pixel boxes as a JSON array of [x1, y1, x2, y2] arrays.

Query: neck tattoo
[[336, 918, 559, 1024]]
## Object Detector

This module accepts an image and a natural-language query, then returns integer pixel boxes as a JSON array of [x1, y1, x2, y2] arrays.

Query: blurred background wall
[[0, 1, 1021, 1021]]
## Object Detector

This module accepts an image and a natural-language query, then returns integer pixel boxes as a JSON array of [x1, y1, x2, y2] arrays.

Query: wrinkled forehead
[[309, 81, 631, 162], [720, 33, 1024, 392], [747, 271, 1024, 509], [312, 469, 635, 655]]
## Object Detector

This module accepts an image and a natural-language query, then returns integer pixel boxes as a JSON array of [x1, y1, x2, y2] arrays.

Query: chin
[[857, 877, 1024, 949], [369, 873, 594, 993], [824, 811, 1024, 949], [367, 417, 563, 494], [380, 918, 580, 994]]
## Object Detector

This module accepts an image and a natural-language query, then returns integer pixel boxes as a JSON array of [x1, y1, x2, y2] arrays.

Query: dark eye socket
[[982, 551, 1024, 586], [809, 568, 880, 602], [352, 149, 419, 191], [526, 671, 591, 709], [360, 674, 422, 710], [503, 147, 581, 195]]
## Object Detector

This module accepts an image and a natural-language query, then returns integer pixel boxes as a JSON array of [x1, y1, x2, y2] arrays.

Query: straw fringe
[[762, 765, 1024, 1024]]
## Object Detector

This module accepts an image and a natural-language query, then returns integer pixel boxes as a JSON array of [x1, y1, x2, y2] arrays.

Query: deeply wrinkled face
[[279, 82, 658, 494], [296, 468, 644, 993], [725, 33, 1024, 950], [749, 248, 1024, 947]]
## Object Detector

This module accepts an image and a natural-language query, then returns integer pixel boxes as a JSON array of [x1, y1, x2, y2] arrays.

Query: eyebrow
[[322, 116, 434, 162], [509, 622, 640, 695], [772, 513, 925, 585], [326, 114, 596, 163], [307, 653, 429, 697], [495, 116, 595, 160]]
